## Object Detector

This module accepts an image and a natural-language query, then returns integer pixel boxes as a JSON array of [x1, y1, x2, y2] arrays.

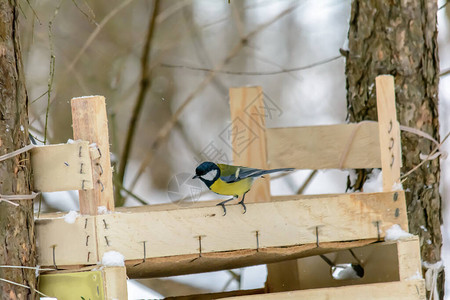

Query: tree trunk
[[0, 0, 36, 299], [345, 0, 443, 298]]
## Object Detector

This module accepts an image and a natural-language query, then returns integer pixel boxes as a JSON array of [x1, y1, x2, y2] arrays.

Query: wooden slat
[[71, 96, 114, 214], [31, 141, 94, 192], [229, 86, 270, 203], [39, 270, 105, 299], [36, 191, 406, 273], [103, 267, 128, 300], [376, 75, 402, 191], [36, 214, 97, 267], [39, 267, 127, 299], [266, 123, 381, 170], [223, 280, 426, 300], [397, 237, 422, 281]]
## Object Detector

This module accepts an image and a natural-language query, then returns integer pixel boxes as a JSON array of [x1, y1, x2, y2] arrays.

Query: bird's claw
[[216, 202, 227, 216], [238, 199, 246, 214]]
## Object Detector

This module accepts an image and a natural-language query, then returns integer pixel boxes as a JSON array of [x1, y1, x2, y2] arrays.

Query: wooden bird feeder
[[34, 76, 425, 299]]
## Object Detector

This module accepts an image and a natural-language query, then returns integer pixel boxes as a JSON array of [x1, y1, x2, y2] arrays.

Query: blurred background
[[18, 0, 450, 298]]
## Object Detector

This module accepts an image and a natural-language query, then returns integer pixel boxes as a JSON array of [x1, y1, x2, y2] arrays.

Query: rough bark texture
[[345, 0, 443, 297], [0, 0, 36, 299]]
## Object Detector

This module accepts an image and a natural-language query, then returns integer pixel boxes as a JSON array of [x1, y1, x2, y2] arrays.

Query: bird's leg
[[237, 192, 247, 214], [217, 196, 236, 216]]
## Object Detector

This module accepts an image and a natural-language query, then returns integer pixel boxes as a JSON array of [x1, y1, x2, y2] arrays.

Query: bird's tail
[[254, 168, 295, 177]]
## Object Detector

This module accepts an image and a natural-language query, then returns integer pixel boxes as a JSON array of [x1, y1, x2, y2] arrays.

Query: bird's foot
[[216, 202, 227, 216], [237, 199, 247, 214], [217, 197, 235, 216]]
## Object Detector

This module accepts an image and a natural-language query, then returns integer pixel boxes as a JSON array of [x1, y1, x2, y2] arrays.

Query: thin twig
[[440, 68, 450, 77], [160, 55, 342, 76], [24, 0, 41, 24], [31, 90, 49, 104], [65, 0, 135, 74], [71, 0, 99, 26], [43, 1, 61, 144], [296, 170, 318, 195], [400, 131, 450, 182], [113, 176, 149, 205], [116, 0, 160, 207], [0, 278, 48, 297], [126, 3, 302, 194]]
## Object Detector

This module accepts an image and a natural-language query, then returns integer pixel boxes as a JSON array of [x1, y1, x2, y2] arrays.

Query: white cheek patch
[[201, 169, 218, 181]]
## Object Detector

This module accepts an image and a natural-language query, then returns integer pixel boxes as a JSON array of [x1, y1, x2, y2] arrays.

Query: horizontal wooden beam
[[224, 280, 425, 300], [31, 141, 94, 192], [36, 191, 407, 277], [267, 123, 381, 169], [36, 215, 97, 266]]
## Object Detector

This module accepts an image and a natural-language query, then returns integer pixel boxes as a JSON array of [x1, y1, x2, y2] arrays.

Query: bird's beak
[[192, 175, 198, 179]]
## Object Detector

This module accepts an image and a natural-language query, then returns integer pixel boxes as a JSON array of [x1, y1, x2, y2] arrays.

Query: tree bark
[[0, 0, 36, 299], [345, 0, 443, 298]]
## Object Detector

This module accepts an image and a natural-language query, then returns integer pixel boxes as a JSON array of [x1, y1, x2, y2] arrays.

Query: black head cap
[[193, 161, 220, 179]]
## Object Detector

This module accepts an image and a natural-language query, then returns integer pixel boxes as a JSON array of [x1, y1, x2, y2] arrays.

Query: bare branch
[[159, 55, 342, 76], [126, 2, 303, 193], [115, 0, 160, 207]]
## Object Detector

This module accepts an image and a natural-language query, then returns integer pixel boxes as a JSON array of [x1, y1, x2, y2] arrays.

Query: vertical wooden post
[[71, 96, 115, 215], [229, 86, 270, 203], [376, 75, 402, 192], [103, 267, 128, 299]]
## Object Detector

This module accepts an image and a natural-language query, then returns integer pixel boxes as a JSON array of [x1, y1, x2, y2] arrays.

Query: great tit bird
[[193, 161, 294, 215]]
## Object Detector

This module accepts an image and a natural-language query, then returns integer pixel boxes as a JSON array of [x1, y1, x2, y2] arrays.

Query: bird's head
[[193, 161, 220, 184]]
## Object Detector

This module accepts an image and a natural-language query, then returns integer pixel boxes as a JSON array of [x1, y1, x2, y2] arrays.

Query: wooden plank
[[269, 237, 421, 292], [96, 192, 405, 260], [39, 270, 105, 299], [31, 141, 94, 192], [229, 86, 270, 203], [103, 267, 128, 300], [71, 96, 114, 214], [36, 214, 97, 266], [376, 75, 402, 191], [165, 288, 266, 300], [266, 123, 381, 170], [125, 239, 377, 279], [397, 237, 422, 281], [36, 191, 406, 270], [223, 280, 426, 299], [39, 267, 126, 300]]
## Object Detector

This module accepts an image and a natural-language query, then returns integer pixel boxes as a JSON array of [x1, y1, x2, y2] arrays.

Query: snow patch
[[385, 224, 413, 241], [63, 210, 79, 224], [72, 95, 102, 100], [392, 181, 403, 191], [406, 270, 423, 281], [101, 251, 125, 267], [362, 169, 382, 193], [97, 206, 111, 215]]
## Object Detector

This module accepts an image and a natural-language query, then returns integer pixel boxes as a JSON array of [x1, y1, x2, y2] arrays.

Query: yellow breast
[[209, 177, 253, 196]]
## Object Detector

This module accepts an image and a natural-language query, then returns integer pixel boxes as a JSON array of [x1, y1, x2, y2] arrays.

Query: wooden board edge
[[222, 280, 426, 300]]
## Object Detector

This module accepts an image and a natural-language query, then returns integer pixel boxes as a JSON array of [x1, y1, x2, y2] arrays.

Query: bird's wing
[[218, 164, 265, 183], [218, 164, 295, 183]]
